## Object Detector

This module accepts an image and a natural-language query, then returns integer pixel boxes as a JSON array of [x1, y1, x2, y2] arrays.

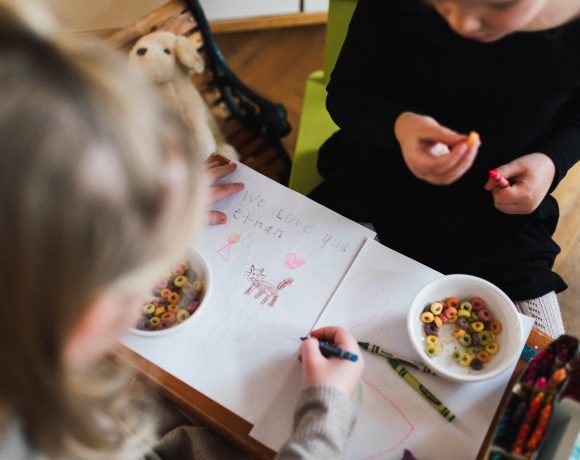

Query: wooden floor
[[216, 26, 325, 155], [216, 26, 579, 337]]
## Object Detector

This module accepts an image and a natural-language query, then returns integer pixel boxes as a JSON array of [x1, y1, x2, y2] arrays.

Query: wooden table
[[114, 328, 553, 460]]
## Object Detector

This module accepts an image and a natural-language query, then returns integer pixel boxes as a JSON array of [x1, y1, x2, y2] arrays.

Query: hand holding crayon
[[484, 153, 555, 214], [299, 326, 364, 397], [488, 169, 510, 188]]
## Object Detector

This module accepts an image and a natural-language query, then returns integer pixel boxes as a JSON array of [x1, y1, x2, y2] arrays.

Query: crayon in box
[[486, 335, 579, 460]]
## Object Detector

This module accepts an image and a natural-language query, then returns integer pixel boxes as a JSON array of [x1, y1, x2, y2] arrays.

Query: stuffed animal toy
[[129, 31, 238, 160]]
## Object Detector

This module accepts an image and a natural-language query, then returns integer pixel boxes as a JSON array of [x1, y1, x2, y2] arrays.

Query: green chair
[[288, 0, 358, 195]]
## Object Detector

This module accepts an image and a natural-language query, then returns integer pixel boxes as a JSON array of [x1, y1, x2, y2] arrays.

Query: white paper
[[251, 239, 534, 459], [122, 162, 374, 423]]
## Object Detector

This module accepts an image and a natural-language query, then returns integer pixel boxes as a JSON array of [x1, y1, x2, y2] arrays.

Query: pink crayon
[[489, 169, 509, 188]]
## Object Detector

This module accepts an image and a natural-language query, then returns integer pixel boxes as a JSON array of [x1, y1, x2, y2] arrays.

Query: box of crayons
[[486, 334, 580, 460]]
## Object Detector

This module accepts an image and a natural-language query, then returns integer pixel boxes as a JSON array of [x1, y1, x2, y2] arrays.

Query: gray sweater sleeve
[[276, 385, 357, 460]]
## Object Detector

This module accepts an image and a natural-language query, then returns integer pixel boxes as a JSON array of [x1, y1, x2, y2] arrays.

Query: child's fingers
[[309, 326, 338, 343], [208, 210, 227, 225], [491, 182, 532, 214], [420, 120, 466, 146], [484, 178, 499, 191], [491, 183, 523, 205], [309, 326, 346, 346], [430, 141, 469, 174], [428, 141, 478, 182], [208, 182, 244, 204], [207, 161, 237, 183], [330, 328, 360, 352], [310, 326, 359, 353], [430, 147, 477, 185], [491, 196, 529, 214], [448, 142, 479, 177], [494, 159, 526, 181], [485, 160, 523, 190], [300, 337, 326, 373]]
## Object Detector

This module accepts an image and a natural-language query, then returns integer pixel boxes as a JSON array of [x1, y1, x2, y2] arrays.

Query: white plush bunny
[[130, 31, 238, 160]]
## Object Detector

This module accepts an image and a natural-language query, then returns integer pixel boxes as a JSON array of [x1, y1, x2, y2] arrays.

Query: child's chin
[[469, 32, 509, 43]]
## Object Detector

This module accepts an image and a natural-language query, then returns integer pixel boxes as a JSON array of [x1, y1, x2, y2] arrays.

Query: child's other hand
[[484, 153, 556, 214], [299, 326, 364, 396], [394, 112, 480, 185], [207, 161, 244, 224]]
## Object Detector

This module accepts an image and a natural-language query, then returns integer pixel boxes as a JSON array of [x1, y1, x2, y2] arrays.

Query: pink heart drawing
[[283, 252, 306, 270]]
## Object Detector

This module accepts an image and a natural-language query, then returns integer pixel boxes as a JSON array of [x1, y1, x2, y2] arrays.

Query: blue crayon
[[300, 336, 359, 362]]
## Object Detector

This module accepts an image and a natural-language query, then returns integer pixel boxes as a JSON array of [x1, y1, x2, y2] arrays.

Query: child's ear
[[175, 36, 205, 73]]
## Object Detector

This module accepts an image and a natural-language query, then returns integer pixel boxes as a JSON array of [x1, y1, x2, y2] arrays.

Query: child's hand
[[207, 161, 244, 224], [394, 112, 480, 185], [484, 153, 556, 214], [299, 326, 364, 396]]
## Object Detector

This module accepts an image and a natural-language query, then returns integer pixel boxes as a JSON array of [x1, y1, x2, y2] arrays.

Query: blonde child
[[310, 0, 580, 338], [0, 5, 363, 459]]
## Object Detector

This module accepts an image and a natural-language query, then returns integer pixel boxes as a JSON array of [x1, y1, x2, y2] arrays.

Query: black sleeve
[[538, 89, 580, 190], [326, 0, 411, 149]]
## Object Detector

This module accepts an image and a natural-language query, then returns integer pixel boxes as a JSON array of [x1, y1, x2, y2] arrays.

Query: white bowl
[[130, 247, 212, 337], [407, 274, 524, 382]]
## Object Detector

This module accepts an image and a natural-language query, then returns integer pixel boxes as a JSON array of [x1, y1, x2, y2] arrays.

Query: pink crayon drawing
[[283, 252, 306, 270], [244, 265, 293, 307], [216, 233, 240, 262], [266, 333, 301, 344], [266, 332, 415, 459], [360, 377, 415, 460]]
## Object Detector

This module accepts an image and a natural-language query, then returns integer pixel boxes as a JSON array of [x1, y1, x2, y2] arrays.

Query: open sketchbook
[[122, 162, 375, 423], [250, 238, 534, 459], [122, 162, 532, 457]]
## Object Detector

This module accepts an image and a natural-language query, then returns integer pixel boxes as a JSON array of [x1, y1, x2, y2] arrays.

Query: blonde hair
[[0, 5, 206, 458]]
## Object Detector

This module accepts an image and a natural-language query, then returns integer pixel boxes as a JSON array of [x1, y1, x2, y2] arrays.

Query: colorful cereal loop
[[485, 342, 499, 355], [420, 311, 435, 323], [490, 321, 502, 334], [477, 351, 491, 363], [425, 335, 438, 346], [430, 302, 444, 315]]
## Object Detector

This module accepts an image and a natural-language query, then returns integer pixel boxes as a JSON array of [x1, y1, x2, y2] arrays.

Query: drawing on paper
[[216, 233, 240, 262], [358, 377, 415, 460], [244, 265, 293, 307], [283, 252, 306, 270], [349, 288, 399, 334]]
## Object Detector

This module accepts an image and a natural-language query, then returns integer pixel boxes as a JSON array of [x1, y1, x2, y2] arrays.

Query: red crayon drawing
[[360, 377, 416, 460], [244, 265, 293, 307]]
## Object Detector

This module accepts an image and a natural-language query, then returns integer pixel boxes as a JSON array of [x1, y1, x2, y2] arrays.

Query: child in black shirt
[[310, 0, 580, 337]]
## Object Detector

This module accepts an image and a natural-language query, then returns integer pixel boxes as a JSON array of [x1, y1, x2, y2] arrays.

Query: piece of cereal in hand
[[467, 131, 480, 148]]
